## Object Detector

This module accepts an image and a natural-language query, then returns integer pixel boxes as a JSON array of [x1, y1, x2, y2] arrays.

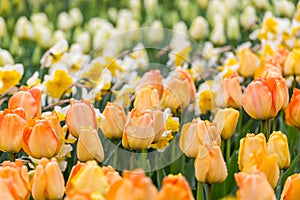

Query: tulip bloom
[[66, 99, 98, 138], [122, 108, 155, 150], [243, 149, 279, 188], [283, 48, 300, 76], [0, 160, 30, 199], [267, 131, 290, 169], [100, 102, 126, 140], [238, 133, 267, 170], [0, 178, 20, 199], [242, 77, 288, 120], [22, 114, 60, 159], [8, 86, 41, 120], [134, 87, 160, 110], [237, 47, 260, 77], [66, 161, 109, 198], [272, 47, 289, 67], [77, 126, 104, 163], [162, 69, 196, 110], [213, 108, 239, 139], [102, 166, 122, 186], [0, 108, 26, 153], [285, 88, 300, 128], [235, 170, 275, 200], [215, 73, 243, 108], [254, 61, 282, 80], [136, 69, 164, 98], [31, 158, 65, 200], [194, 144, 228, 183], [106, 169, 158, 200], [146, 109, 164, 143], [281, 174, 300, 200], [157, 174, 194, 200]]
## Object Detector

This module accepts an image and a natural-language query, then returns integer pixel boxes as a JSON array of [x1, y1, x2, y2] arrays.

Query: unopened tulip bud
[[227, 16, 241, 41], [14, 17, 35, 40], [237, 47, 260, 77], [0, 17, 6, 38], [148, 20, 164, 43], [76, 31, 91, 53], [285, 88, 300, 129], [0, 48, 14, 66], [283, 48, 300, 76], [210, 20, 226, 46], [57, 12, 74, 31], [189, 16, 208, 41], [69, 8, 83, 26], [274, 0, 295, 18], [134, 87, 160, 110], [281, 173, 300, 200], [213, 108, 239, 139]]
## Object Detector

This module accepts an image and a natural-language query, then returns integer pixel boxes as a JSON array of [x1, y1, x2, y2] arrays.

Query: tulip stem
[[9, 153, 16, 162], [113, 140, 118, 168], [197, 181, 204, 200], [226, 139, 231, 162], [130, 151, 136, 170]]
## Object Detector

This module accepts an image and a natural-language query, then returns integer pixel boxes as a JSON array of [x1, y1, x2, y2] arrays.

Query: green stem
[[292, 74, 297, 89], [226, 139, 231, 162], [260, 120, 264, 133], [9, 153, 16, 162], [266, 119, 270, 139], [130, 151, 136, 170], [207, 184, 211, 200], [113, 140, 118, 168], [141, 149, 147, 170], [197, 181, 204, 200]]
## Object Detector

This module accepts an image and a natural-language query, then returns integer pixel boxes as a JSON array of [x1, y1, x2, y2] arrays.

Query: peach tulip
[[281, 174, 300, 200], [102, 166, 122, 186], [254, 61, 282, 80], [285, 88, 300, 128], [122, 108, 155, 150], [66, 99, 98, 138], [283, 48, 300, 76], [242, 77, 288, 120], [238, 133, 267, 170], [0, 108, 26, 153], [8, 86, 41, 120], [66, 161, 109, 198], [77, 126, 104, 162], [213, 108, 239, 139], [31, 158, 65, 200], [0, 178, 21, 199], [100, 102, 126, 140], [235, 170, 275, 200], [194, 144, 228, 183], [106, 169, 158, 200], [237, 47, 260, 77], [134, 87, 160, 110], [22, 115, 60, 159], [215, 73, 243, 108], [157, 174, 194, 200], [272, 47, 289, 67], [136, 69, 164, 98], [0, 160, 30, 199], [267, 131, 290, 169], [145, 109, 164, 143]]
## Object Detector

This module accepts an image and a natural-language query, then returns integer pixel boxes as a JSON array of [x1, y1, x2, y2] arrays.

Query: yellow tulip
[[134, 87, 160, 110], [31, 158, 65, 200], [213, 108, 239, 139], [283, 48, 300, 76], [237, 47, 260, 77], [238, 133, 267, 170], [267, 131, 290, 169], [281, 173, 300, 200]]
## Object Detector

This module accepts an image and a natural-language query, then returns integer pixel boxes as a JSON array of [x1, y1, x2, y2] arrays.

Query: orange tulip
[[122, 108, 155, 150], [272, 47, 289, 67], [242, 77, 288, 120], [0, 178, 21, 199], [213, 108, 239, 139], [22, 114, 60, 159], [66, 99, 98, 138], [194, 144, 228, 183], [162, 69, 196, 110], [235, 170, 275, 200], [0, 160, 30, 199], [281, 173, 300, 200], [285, 88, 300, 128], [64, 190, 96, 200], [283, 48, 300, 76], [0, 108, 26, 153], [157, 174, 194, 200], [136, 69, 164, 98], [31, 158, 65, 200], [77, 126, 104, 162], [145, 109, 164, 143], [66, 161, 109, 198], [106, 169, 158, 200], [134, 87, 160, 110], [100, 102, 126, 140], [102, 166, 122, 186], [238, 133, 267, 170], [215, 73, 243, 108], [8, 86, 41, 120], [254, 61, 282, 80], [237, 47, 260, 77]]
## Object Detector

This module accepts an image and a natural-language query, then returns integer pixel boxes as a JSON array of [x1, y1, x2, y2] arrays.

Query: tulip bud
[[226, 16, 241, 41], [69, 8, 83, 26], [66, 99, 98, 138], [31, 158, 65, 200], [238, 133, 267, 170], [272, 47, 289, 68], [285, 88, 300, 129], [267, 131, 290, 169], [243, 149, 279, 188], [283, 48, 300, 76], [189, 16, 208, 41], [0, 48, 14, 66], [195, 145, 228, 183], [8, 86, 41, 120], [146, 109, 164, 143], [242, 77, 289, 120], [157, 174, 194, 200], [106, 169, 158, 200], [22, 114, 60, 159], [122, 108, 155, 150], [254, 61, 282, 80], [75, 31, 91, 53], [31, 12, 48, 26], [0, 161, 30, 199], [210, 21, 226, 46], [66, 161, 109, 198], [134, 87, 160, 110], [102, 166, 122, 186], [0, 17, 6, 39], [14, 17, 35, 40], [274, 0, 295, 18], [77, 126, 104, 163], [34, 25, 53, 48], [100, 102, 126, 140], [215, 73, 243, 109], [57, 12, 74, 31], [0, 108, 26, 153], [136, 69, 164, 98], [235, 170, 275, 200], [144, 0, 157, 15], [148, 20, 164, 44], [252, 0, 269, 9], [281, 174, 300, 200], [213, 108, 239, 139], [237, 47, 260, 77]]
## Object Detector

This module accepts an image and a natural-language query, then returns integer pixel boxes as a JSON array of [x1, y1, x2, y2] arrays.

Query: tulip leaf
[[183, 158, 196, 190], [285, 126, 300, 160]]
